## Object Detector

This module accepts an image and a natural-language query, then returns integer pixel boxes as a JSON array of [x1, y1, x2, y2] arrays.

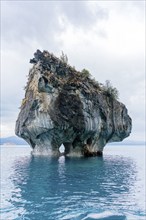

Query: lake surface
[[0, 145, 145, 220]]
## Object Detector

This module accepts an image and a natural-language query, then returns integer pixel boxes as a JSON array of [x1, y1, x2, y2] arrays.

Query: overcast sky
[[1, 1, 145, 143]]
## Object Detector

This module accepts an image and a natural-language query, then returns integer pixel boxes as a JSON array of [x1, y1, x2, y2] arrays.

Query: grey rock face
[[15, 50, 132, 156]]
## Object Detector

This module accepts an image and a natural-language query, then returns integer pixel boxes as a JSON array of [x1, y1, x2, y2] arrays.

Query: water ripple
[[0, 146, 146, 220]]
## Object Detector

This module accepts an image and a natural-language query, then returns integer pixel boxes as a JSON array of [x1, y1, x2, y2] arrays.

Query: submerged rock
[[15, 50, 132, 156]]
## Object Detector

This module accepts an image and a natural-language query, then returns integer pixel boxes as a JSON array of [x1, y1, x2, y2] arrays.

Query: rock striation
[[15, 50, 132, 156]]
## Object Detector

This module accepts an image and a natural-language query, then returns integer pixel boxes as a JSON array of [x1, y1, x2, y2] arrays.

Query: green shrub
[[60, 51, 68, 64], [92, 77, 100, 89], [104, 80, 119, 100], [21, 97, 28, 107], [81, 69, 91, 78]]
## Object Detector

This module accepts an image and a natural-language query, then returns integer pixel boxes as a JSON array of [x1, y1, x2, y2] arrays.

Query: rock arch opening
[[59, 144, 65, 154]]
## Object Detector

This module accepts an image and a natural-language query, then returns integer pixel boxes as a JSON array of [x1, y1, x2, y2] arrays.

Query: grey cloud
[[131, 0, 145, 10], [112, 0, 145, 18], [1, 1, 62, 50], [58, 1, 108, 28], [1, 1, 108, 51], [1, 1, 145, 141]]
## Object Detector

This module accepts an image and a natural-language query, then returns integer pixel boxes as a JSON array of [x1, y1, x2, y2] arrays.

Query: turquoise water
[[0, 145, 145, 220]]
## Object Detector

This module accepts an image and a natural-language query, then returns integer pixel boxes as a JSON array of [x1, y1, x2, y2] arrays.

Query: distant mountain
[[0, 136, 145, 146], [107, 140, 146, 146], [0, 136, 28, 145]]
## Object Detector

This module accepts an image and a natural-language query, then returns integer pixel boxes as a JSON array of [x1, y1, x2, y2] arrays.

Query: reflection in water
[[6, 152, 145, 220]]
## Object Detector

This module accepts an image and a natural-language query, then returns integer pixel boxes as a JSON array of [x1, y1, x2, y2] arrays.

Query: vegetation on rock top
[[28, 49, 119, 100]]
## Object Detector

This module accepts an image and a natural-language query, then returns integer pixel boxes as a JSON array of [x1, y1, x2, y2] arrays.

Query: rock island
[[15, 50, 132, 156]]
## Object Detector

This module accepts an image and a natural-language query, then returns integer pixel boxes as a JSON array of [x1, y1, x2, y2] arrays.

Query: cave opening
[[87, 137, 92, 145], [59, 144, 65, 154]]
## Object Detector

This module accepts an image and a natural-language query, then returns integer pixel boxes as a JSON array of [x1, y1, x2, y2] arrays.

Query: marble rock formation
[[15, 50, 132, 156]]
